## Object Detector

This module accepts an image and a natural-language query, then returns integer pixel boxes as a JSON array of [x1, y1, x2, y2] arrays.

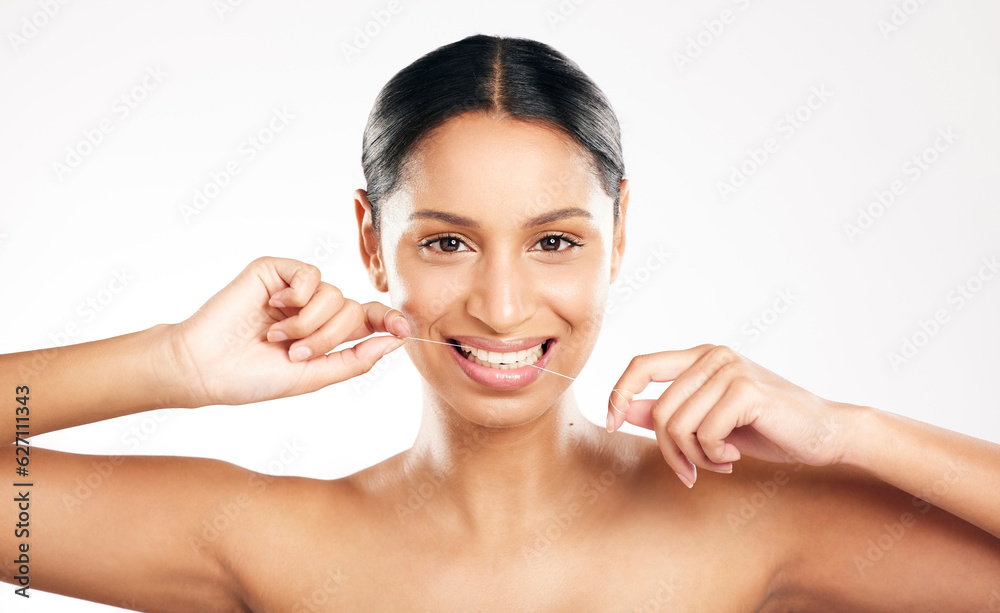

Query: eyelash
[[418, 233, 584, 253]]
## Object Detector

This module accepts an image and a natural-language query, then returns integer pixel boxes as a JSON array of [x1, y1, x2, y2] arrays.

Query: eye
[[420, 235, 470, 253], [533, 234, 582, 252]]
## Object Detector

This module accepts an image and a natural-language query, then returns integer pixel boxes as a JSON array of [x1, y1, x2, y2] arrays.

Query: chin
[[440, 392, 567, 430]]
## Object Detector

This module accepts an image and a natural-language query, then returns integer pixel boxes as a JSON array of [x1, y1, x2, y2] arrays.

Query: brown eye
[[424, 236, 469, 253], [440, 237, 461, 252], [540, 236, 562, 251]]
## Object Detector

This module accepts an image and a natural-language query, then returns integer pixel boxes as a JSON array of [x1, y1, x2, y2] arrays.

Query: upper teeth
[[459, 342, 544, 366]]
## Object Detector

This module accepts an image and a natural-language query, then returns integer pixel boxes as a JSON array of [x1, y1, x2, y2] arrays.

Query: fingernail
[[610, 389, 629, 415], [718, 463, 733, 474], [289, 345, 312, 362], [267, 330, 288, 342], [675, 471, 694, 488], [720, 444, 741, 463], [382, 338, 406, 357], [608, 389, 629, 432], [392, 316, 411, 338], [270, 298, 285, 308]]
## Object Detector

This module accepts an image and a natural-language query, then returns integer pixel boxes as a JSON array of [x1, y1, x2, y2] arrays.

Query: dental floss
[[392, 336, 631, 422]]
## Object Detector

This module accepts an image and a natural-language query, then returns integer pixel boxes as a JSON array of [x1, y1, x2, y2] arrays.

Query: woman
[[2, 34, 999, 612]]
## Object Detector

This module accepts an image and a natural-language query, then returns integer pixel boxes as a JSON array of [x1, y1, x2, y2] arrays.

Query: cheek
[[545, 262, 609, 358], [388, 256, 470, 330], [545, 263, 606, 321]]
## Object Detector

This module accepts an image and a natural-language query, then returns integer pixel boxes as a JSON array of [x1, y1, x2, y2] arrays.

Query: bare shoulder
[[703, 453, 1000, 609], [207, 462, 371, 611], [610, 434, 1000, 609]]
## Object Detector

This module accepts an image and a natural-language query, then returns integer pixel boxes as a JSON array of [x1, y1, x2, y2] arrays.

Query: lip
[[447, 337, 557, 391]]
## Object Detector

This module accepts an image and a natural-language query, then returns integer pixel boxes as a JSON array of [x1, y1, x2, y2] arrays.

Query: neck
[[405, 383, 619, 539]]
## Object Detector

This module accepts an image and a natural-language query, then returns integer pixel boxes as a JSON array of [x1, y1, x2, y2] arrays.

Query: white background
[[1, 0, 998, 610]]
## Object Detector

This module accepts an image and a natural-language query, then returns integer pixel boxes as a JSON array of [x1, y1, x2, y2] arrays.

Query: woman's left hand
[[607, 344, 856, 487]]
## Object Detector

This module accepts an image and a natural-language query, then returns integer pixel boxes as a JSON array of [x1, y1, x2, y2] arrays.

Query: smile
[[456, 341, 546, 369], [445, 336, 557, 390]]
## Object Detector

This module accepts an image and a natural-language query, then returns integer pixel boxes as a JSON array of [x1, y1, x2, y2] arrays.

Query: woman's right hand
[[166, 256, 410, 407]]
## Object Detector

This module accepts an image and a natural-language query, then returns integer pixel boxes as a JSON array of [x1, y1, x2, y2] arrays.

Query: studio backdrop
[[1, 1, 998, 610]]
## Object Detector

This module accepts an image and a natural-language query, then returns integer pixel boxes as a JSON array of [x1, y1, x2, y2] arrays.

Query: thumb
[[623, 398, 656, 430], [351, 335, 407, 370], [309, 335, 407, 388]]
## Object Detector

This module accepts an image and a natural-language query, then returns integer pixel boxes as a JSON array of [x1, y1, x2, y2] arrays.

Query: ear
[[354, 189, 389, 292], [609, 179, 629, 284]]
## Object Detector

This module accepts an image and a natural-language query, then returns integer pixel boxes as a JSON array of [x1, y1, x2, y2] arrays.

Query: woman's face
[[358, 111, 627, 427]]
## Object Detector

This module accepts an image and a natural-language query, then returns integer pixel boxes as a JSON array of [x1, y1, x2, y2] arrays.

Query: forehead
[[398, 112, 605, 220]]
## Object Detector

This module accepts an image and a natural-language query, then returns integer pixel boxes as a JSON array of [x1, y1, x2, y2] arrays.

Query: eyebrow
[[408, 207, 593, 229]]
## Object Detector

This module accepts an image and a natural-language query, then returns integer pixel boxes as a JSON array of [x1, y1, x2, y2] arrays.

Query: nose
[[465, 252, 537, 334]]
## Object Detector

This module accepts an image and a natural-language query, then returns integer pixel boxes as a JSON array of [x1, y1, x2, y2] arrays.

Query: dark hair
[[361, 34, 625, 231]]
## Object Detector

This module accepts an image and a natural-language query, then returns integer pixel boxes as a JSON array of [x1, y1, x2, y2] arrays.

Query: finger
[[622, 398, 656, 430], [363, 301, 411, 338], [607, 345, 716, 432], [656, 364, 738, 474], [262, 259, 323, 308], [326, 302, 410, 345], [653, 345, 741, 426], [300, 335, 407, 388], [653, 424, 699, 489], [285, 298, 365, 362], [283, 301, 413, 363], [611, 396, 700, 488], [696, 381, 757, 464], [267, 283, 345, 342]]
